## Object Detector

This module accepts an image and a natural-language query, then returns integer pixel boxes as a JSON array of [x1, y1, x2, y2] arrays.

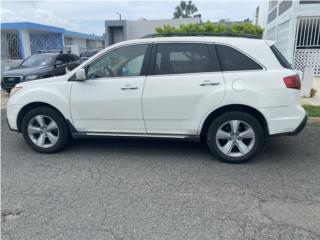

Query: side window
[[55, 55, 68, 65], [216, 45, 263, 71], [154, 43, 220, 75], [86, 44, 147, 79], [270, 45, 292, 69], [68, 54, 80, 62]]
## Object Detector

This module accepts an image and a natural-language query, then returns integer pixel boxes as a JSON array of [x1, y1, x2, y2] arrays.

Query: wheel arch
[[17, 102, 68, 132], [200, 104, 269, 138]]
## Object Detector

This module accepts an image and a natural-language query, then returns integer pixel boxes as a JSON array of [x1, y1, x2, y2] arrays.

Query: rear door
[[142, 42, 225, 135]]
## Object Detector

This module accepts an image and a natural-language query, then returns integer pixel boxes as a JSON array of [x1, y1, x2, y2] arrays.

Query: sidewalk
[[1, 90, 9, 109], [301, 96, 320, 106]]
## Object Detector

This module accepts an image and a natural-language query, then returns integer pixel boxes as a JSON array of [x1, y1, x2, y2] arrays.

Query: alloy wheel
[[27, 115, 59, 148], [215, 120, 255, 157]]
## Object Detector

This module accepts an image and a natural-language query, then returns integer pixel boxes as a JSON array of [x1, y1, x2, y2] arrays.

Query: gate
[[293, 16, 320, 76]]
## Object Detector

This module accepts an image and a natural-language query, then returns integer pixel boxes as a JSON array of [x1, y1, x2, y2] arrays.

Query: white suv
[[6, 37, 307, 163]]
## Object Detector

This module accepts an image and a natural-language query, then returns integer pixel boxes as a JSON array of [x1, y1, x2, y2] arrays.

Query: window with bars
[[296, 17, 320, 49], [1, 31, 22, 60]]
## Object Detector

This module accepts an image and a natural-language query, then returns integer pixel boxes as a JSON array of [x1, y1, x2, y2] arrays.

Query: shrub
[[155, 21, 264, 38]]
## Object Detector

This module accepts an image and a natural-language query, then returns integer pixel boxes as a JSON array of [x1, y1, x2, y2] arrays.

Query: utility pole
[[117, 12, 122, 20]]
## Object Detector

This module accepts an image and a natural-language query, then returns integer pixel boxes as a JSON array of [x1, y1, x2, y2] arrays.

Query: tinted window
[[216, 45, 263, 71], [270, 45, 292, 69], [154, 43, 220, 75], [55, 55, 69, 64], [68, 54, 80, 62], [81, 50, 99, 58], [86, 44, 147, 79]]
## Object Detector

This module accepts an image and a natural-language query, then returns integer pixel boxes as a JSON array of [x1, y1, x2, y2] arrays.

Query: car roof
[[32, 52, 60, 57]]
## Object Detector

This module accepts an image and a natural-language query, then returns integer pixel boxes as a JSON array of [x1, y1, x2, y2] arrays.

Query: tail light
[[283, 75, 301, 90]]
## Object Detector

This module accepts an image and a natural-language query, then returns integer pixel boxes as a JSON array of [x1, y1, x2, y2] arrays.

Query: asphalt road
[[1, 109, 320, 240]]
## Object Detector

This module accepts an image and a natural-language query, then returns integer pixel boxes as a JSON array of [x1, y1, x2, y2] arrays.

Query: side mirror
[[74, 68, 86, 81]]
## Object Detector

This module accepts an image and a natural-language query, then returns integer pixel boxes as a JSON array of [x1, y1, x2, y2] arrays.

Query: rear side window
[[154, 43, 220, 75], [216, 44, 263, 71], [68, 54, 80, 62], [270, 45, 292, 69]]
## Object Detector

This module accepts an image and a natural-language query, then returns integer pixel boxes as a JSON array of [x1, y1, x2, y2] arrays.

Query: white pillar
[[18, 30, 31, 58]]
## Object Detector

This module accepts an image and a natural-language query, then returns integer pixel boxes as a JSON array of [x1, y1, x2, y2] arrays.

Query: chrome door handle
[[200, 81, 220, 86], [121, 84, 139, 90]]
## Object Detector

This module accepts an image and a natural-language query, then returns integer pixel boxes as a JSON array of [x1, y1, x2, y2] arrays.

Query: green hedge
[[155, 21, 264, 38]]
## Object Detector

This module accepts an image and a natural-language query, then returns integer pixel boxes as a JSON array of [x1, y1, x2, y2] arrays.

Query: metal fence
[[1, 30, 22, 60], [293, 16, 320, 76], [29, 31, 63, 55]]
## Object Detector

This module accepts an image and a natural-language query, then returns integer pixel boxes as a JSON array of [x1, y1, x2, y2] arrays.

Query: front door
[[70, 44, 150, 133]]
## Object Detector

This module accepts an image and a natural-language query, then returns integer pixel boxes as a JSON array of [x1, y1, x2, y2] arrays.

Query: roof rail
[[37, 50, 63, 54], [141, 32, 262, 39]]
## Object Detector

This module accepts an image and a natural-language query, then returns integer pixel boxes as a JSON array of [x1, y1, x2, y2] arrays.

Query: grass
[[303, 105, 320, 117]]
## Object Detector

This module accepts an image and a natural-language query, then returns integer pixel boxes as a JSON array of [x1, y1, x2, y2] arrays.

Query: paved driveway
[[1, 108, 320, 240]]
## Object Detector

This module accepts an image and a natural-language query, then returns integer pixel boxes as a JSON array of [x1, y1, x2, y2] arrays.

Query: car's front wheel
[[21, 107, 69, 153], [206, 111, 264, 163]]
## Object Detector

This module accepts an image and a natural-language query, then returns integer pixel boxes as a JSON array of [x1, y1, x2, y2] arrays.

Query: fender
[[8, 79, 73, 125]]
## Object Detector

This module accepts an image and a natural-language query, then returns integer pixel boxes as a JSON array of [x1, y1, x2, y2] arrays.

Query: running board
[[72, 132, 199, 141]]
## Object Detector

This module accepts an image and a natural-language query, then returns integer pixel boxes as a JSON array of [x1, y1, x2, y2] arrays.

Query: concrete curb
[[307, 117, 320, 126]]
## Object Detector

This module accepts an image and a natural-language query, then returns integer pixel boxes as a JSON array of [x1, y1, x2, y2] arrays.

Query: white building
[[257, 0, 320, 76]]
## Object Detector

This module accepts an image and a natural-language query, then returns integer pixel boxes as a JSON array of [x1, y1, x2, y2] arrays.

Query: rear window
[[270, 45, 292, 69], [216, 44, 263, 71]]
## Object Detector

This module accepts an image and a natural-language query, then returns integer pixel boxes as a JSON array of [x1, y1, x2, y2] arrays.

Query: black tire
[[21, 107, 69, 153], [206, 111, 264, 164]]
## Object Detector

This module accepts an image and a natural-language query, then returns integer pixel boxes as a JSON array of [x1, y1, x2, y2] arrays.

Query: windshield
[[21, 54, 55, 67]]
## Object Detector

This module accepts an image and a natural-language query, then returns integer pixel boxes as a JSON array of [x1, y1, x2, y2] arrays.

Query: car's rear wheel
[[206, 111, 264, 163], [21, 107, 69, 153]]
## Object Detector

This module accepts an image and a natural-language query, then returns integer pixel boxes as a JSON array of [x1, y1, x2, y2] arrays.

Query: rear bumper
[[289, 114, 307, 136], [260, 105, 307, 135]]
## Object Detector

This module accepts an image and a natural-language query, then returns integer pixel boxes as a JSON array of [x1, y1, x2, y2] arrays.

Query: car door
[[70, 44, 151, 133], [142, 42, 225, 135]]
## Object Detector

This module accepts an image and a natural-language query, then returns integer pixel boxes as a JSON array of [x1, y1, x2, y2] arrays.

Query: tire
[[206, 111, 264, 164], [21, 107, 69, 153]]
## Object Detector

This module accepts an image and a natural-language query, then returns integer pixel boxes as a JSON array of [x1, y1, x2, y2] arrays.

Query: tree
[[173, 0, 199, 18]]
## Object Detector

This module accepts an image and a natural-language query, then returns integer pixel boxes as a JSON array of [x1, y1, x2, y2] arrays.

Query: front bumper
[[1, 80, 12, 92], [290, 114, 308, 136], [6, 103, 22, 131]]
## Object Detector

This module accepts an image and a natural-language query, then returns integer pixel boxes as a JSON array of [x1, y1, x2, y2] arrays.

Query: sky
[[1, 0, 260, 36]]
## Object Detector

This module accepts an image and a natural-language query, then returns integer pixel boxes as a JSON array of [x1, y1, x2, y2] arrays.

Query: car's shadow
[[64, 135, 297, 164]]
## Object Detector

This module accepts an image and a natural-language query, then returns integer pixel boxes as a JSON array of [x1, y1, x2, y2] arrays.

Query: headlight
[[24, 75, 38, 80], [10, 86, 23, 97]]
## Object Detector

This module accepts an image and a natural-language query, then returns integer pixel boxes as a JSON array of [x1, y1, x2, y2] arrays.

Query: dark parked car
[[80, 49, 100, 62], [1, 51, 80, 92]]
